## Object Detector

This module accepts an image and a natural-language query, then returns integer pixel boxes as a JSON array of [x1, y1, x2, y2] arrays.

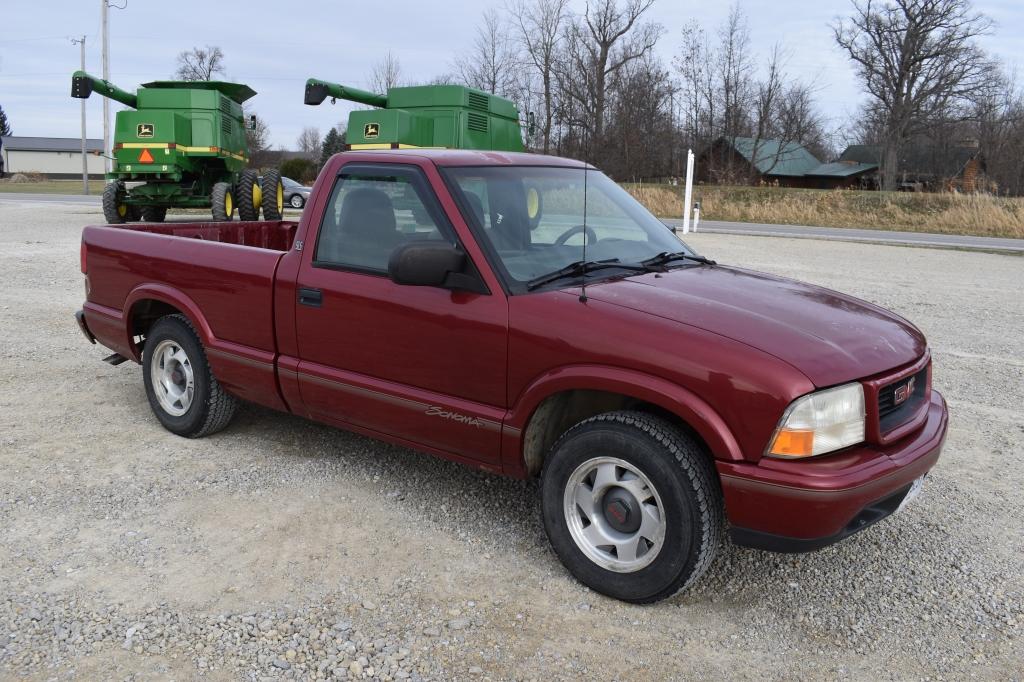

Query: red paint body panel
[[79, 149, 947, 548], [718, 391, 947, 539]]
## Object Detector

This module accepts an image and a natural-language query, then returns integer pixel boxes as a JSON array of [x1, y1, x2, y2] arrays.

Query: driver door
[[292, 163, 509, 466]]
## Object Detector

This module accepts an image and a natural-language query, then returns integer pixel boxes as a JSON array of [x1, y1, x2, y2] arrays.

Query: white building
[[1, 136, 105, 178]]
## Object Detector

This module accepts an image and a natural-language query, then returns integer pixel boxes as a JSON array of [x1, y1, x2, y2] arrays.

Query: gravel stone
[[0, 203, 1020, 679]]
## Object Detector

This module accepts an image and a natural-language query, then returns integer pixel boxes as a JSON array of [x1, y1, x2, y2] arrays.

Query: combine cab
[[304, 79, 526, 152], [71, 71, 284, 223]]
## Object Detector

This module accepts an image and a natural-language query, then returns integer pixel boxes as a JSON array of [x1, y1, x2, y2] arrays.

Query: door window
[[314, 168, 453, 273]]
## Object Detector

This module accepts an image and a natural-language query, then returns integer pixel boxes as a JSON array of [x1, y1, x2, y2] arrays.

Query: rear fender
[[124, 284, 214, 361]]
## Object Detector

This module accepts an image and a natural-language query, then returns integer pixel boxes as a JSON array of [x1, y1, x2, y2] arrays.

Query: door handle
[[298, 287, 323, 307]]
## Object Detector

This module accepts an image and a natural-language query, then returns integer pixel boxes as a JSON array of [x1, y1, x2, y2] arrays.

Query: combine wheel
[[261, 169, 284, 220], [211, 182, 235, 222], [141, 206, 168, 222], [126, 205, 143, 222], [236, 169, 261, 221], [102, 181, 129, 224]]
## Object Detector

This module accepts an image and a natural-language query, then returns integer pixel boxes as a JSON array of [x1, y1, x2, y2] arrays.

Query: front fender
[[504, 364, 745, 475]]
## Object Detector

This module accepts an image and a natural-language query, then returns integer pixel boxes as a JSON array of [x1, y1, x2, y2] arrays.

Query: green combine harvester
[[71, 71, 284, 224], [304, 78, 526, 152]]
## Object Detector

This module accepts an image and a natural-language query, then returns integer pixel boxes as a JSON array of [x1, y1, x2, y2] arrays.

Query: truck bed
[[111, 220, 299, 251]]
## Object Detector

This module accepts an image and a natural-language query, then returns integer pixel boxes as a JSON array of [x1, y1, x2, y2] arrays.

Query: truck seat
[[322, 188, 404, 269]]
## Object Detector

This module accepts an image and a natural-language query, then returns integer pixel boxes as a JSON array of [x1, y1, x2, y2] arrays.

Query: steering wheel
[[554, 224, 598, 246]]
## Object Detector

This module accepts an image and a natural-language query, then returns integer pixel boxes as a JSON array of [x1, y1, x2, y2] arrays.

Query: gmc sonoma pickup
[[77, 149, 947, 603]]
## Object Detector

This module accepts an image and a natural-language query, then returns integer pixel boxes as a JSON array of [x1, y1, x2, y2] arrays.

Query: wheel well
[[521, 389, 711, 477], [128, 299, 184, 354]]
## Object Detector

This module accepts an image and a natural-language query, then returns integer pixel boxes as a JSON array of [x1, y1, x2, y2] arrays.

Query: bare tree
[[369, 52, 403, 94], [296, 127, 322, 157], [174, 46, 226, 81], [834, 0, 998, 190], [557, 0, 663, 151], [509, 0, 569, 153], [455, 8, 518, 96]]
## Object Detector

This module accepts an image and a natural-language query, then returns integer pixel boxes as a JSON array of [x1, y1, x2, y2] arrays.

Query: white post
[[681, 148, 694, 234], [692, 201, 700, 232]]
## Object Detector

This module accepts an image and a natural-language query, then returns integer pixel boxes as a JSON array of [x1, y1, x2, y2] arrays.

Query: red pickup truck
[[77, 149, 947, 603]]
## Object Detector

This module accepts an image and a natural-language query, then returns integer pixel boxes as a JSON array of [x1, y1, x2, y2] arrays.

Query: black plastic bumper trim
[[730, 481, 915, 553], [75, 309, 96, 344]]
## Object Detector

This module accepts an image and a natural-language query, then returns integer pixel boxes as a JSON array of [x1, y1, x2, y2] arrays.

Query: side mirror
[[388, 242, 474, 290], [249, 114, 257, 131]]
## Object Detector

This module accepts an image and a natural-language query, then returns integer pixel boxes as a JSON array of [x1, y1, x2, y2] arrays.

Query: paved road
[[2, 192, 1020, 254], [664, 217, 1024, 254]]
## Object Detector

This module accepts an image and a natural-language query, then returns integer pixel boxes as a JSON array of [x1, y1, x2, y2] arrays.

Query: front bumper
[[719, 390, 947, 552]]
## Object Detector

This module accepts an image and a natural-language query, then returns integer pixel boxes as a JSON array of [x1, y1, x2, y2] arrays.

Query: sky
[[1, 0, 1021, 151]]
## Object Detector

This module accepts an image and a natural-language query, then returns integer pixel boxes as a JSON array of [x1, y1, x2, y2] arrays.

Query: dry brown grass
[[625, 184, 1024, 239]]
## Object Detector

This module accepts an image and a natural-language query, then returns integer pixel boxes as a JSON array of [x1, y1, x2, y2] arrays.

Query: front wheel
[[211, 182, 234, 222], [142, 315, 238, 438], [261, 169, 284, 220], [541, 411, 723, 603], [236, 169, 261, 221]]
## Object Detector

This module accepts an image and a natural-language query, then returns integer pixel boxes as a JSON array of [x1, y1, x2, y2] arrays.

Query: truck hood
[[583, 266, 926, 387]]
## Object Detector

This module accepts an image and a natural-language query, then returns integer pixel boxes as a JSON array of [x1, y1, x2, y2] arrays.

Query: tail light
[[80, 242, 88, 274]]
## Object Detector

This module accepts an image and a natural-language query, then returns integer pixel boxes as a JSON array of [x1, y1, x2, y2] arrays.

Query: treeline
[[279, 0, 1024, 195]]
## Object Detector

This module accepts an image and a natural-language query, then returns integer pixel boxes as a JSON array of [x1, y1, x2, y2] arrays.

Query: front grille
[[877, 367, 928, 432]]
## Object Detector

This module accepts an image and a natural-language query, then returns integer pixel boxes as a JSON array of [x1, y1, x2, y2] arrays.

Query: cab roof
[[340, 148, 592, 168], [140, 80, 257, 104]]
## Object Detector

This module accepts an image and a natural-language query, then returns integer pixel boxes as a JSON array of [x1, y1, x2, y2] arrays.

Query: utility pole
[[101, 0, 111, 174], [72, 36, 89, 195]]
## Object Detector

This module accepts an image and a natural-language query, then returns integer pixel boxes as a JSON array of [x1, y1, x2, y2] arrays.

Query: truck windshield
[[444, 166, 688, 290]]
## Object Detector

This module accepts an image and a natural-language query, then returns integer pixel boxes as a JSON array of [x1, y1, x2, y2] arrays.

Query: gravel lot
[[1, 202, 1021, 681]]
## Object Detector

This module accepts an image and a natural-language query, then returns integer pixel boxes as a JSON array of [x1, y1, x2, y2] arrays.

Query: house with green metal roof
[[698, 136, 879, 189]]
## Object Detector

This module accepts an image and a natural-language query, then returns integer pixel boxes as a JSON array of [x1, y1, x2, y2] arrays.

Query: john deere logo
[[137, 123, 154, 138], [363, 123, 380, 139]]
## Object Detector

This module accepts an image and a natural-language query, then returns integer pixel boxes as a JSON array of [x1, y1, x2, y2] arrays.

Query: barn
[[1, 136, 105, 179]]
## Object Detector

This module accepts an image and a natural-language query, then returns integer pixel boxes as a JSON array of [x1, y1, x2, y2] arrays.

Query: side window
[[314, 169, 452, 272]]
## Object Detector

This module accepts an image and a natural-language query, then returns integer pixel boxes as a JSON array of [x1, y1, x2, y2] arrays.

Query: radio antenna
[[580, 131, 591, 303]]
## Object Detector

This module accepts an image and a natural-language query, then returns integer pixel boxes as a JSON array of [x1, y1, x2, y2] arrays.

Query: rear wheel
[[211, 182, 234, 222], [260, 169, 284, 220], [141, 206, 167, 222], [541, 411, 723, 603], [290, 193, 305, 209], [142, 314, 238, 438], [236, 169, 261, 221], [102, 181, 128, 224]]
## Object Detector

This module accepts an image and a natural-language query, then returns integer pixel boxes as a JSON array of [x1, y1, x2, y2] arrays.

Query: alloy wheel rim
[[563, 456, 666, 573], [151, 339, 195, 417]]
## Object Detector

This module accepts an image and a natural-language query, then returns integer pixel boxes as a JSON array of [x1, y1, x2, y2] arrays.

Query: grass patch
[[625, 184, 1024, 239], [0, 179, 106, 194]]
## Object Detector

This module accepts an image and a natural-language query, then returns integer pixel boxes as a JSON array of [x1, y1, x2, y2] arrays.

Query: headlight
[[767, 383, 865, 458]]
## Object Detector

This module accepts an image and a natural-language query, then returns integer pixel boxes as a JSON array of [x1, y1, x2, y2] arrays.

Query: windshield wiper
[[641, 251, 717, 269], [526, 258, 649, 291]]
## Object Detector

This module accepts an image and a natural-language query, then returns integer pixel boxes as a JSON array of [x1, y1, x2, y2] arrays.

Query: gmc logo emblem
[[893, 377, 916, 405]]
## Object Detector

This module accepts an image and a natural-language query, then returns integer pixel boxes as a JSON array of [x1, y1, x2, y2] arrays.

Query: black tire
[[211, 181, 234, 221], [541, 411, 723, 603], [261, 169, 284, 220], [102, 181, 128, 224], [141, 314, 238, 438], [141, 206, 167, 222], [236, 169, 261, 221], [289, 193, 305, 209], [125, 205, 143, 222]]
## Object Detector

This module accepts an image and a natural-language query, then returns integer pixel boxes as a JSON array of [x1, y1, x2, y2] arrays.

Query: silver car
[[282, 176, 312, 209]]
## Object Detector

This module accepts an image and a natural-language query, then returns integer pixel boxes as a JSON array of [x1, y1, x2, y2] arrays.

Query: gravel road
[[1, 202, 1021, 681]]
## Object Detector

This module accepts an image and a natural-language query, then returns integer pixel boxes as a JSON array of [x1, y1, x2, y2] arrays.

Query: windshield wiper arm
[[526, 258, 649, 291], [641, 251, 717, 269]]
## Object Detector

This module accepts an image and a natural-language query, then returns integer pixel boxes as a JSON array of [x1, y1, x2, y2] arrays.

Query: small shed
[[1, 136, 105, 178]]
